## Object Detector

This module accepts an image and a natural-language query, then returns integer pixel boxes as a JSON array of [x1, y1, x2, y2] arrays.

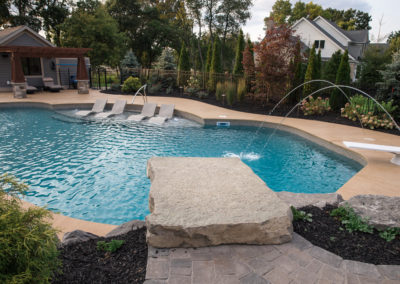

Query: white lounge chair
[[127, 103, 157, 121], [343, 141, 400, 166], [148, 104, 175, 124], [95, 99, 127, 118], [76, 99, 107, 117], [43, 77, 63, 92]]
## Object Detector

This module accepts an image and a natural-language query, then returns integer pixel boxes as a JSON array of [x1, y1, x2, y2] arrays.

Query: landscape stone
[[340, 195, 400, 229], [105, 220, 145, 238], [145, 157, 293, 248], [276, 191, 344, 209], [62, 230, 99, 246]]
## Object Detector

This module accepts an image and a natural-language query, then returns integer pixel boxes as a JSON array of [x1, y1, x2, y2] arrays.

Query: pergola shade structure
[[0, 46, 91, 84]]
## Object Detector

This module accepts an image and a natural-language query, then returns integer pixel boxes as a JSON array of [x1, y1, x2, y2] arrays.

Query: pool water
[[0, 108, 362, 224]]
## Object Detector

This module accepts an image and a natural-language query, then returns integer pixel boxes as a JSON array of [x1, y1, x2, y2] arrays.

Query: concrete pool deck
[[0, 89, 399, 237]]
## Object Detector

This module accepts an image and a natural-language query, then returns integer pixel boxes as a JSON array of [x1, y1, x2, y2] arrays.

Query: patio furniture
[[127, 103, 157, 121], [148, 104, 175, 124], [95, 99, 127, 118], [76, 98, 107, 117], [343, 141, 400, 166], [42, 77, 63, 92], [25, 81, 38, 94]]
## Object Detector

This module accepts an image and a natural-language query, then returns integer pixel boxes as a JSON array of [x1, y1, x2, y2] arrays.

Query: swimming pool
[[0, 108, 362, 224]]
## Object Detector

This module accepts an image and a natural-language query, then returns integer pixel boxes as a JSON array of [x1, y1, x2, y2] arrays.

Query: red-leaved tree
[[252, 23, 298, 105]]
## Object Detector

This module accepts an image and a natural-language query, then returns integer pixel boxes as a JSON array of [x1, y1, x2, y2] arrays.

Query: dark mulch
[[293, 205, 400, 265], [100, 89, 400, 136], [52, 227, 147, 284]]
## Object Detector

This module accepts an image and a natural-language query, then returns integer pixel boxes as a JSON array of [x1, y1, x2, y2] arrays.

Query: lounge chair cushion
[[127, 103, 157, 121]]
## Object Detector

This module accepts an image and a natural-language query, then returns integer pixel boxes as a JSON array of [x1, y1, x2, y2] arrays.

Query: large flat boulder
[[277, 191, 344, 209], [145, 157, 293, 248], [340, 195, 400, 230]]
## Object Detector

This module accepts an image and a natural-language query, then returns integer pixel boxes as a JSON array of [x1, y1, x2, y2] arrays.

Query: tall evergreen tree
[[303, 45, 317, 97], [315, 49, 322, 79], [323, 50, 342, 83], [289, 41, 303, 104], [208, 37, 222, 91], [233, 29, 245, 75], [330, 49, 351, 111], [205, 40, 213, 73], [177, 41, 191, 86]]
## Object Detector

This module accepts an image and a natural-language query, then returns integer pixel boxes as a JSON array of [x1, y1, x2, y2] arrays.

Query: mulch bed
[[293, 205, 400, 265], [52, 227, 147, 284], [101, 89, 400, 136]]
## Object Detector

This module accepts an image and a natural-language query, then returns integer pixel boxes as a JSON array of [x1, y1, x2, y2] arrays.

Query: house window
[[21, 57, 42, 76], [314, 40, 325, 49]]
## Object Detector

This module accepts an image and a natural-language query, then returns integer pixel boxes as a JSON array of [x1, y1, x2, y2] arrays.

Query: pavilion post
[[76, 56, 89, 94], [11, 52, 27, 98]]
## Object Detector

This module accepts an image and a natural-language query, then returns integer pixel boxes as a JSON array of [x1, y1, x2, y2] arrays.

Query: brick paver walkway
[[144, 233, 400, 284]]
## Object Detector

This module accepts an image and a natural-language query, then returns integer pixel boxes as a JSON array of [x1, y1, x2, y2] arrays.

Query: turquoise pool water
[[0, 108, 362, 224]]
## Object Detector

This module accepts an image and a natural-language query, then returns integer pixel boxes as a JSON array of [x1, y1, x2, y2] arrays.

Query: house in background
[[0, 26, 90, 97], [292, 16, 369, 80]]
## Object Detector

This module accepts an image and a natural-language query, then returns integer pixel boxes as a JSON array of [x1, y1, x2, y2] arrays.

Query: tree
[[6, 0, 42, 31], [242, 39, 255, 91], [233, 29, 245, 75], [358, 45, 391, 93], [253, 23, 297, 103], [205, 40, 213, 72], [265, 0, 291, 25], [303, 44, 316, 97], [216, 0, 253, 44], [388, 31, 400, 54], [154, 47, 176, 70], [187, 0, 205, 70], [323, 50, 342, 83], [177, 41, 190, 86], [121, 50, 140, 68], [208, 36, 222, 91], [0, 0, 11, 26], [288, 40, 304, 104], [330, 49, 350, 111], [38, 0, 70, 46], [376, 51, 400, 119], [60, 4, 127, 68], [315, 49, 321, 80]]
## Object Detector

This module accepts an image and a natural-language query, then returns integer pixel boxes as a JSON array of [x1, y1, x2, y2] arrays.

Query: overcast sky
[[242, 0, 400, 43]]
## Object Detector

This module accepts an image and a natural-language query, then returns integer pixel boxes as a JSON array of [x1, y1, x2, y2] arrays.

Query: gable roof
[[292, 18, 356, 60], [314, 16, 369, 43], [0, 26, 54, 47]]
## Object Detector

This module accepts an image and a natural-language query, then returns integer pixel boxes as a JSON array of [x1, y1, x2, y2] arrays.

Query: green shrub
[[197, 91, 209, 99], [215, 82, 225, 101], [97, 239, 125, 253], [226, 82, 237, 106], [291, 206, 313, 222], [330, 205, 373, 234], [122, 76, 141, 93], [379, 228, 400, 242], [300, 97, 331, 115], [340, 95, 397, 129], [0, 174, 61, 283], [237, 78, 246, 102]]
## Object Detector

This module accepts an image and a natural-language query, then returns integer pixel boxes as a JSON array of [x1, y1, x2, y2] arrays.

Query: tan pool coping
[[0, 89, 399, 238]]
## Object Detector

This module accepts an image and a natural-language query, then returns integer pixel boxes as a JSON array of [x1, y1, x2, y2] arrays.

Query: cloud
[[313, 0, 371, 12]]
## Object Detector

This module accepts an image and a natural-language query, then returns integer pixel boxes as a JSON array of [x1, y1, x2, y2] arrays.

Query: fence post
[[89, 67, 92, 88], [97, 69, 101, 89], [104, 70, 107, 90]]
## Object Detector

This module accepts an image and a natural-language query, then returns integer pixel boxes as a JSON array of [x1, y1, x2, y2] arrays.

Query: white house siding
[[313, 18, 349, 47], [293, 20, 343, 59]]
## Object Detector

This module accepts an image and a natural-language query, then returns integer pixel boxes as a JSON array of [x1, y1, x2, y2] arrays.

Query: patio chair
[[95, 99, 127, 118], [42, 77, 63, 92], [76, 98, 107, 117], [127, 103, 157, 121], [148, 104, 175, 124], [25, 81, 38, 94]]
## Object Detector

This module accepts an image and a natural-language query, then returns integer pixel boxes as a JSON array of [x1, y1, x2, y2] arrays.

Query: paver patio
[[144, 233, 400, 284]]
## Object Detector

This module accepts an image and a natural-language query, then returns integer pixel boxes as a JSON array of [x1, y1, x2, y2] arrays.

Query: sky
[[242, 0, 400, 43]]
